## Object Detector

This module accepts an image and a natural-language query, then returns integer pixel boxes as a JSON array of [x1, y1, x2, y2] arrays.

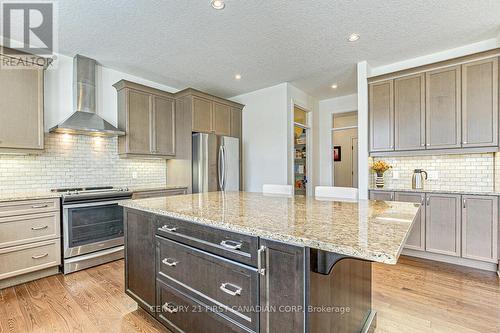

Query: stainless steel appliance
[[49, 55, 125, 137], [192, 133, 240, 193], [412, 169, 428, 190], [53, 186, 132, 274]]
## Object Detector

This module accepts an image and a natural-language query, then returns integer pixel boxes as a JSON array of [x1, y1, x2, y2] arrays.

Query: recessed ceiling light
[[347, 33, 360, 42], [211, 0, 225, 10], [331, 84, 338, 89], [235, 74, 242, 80]]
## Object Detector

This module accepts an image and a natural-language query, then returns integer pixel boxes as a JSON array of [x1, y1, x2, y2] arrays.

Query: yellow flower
[[371, 160, 392, 174]]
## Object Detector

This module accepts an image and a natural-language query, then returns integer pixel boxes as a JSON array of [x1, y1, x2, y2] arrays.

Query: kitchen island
[[120, 191, 420, 333]]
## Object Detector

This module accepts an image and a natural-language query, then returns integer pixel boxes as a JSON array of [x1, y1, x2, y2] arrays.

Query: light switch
[[392, 171, 399, 179], [132, 171, 138, 179]]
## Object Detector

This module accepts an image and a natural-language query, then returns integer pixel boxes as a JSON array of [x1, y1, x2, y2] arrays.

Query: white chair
[[314, 186, 358, 200], [262, 184, 293, 196]]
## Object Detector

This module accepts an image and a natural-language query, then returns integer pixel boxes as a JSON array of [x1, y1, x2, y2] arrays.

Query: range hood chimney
[[49, 55, 125, 137]]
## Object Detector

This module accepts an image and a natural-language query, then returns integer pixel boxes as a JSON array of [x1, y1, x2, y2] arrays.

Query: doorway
[[293, 105, 310, 196], [331, 112, 358, 188]]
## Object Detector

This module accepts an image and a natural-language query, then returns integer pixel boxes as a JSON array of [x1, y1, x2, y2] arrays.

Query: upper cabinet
[[114, 80, 175, 158], [0, 53, 45, 153], [175, 88, 243, 138], [461, 58, 498, 147], [394, 73, 425, 151], [369, 52, 500, 155], [369, 80, 394, 152], [425, 65, 462, 149]]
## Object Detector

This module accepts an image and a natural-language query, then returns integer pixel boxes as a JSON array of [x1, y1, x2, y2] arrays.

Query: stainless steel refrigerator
[[192, 133, 240, 193]]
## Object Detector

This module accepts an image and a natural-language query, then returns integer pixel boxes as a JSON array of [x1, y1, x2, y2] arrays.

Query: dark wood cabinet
[[124, 208, 156, 314], [259, 238, 305, 333]]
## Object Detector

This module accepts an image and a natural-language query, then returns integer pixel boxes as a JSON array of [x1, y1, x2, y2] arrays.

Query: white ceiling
[[57, 0, 500, 100]]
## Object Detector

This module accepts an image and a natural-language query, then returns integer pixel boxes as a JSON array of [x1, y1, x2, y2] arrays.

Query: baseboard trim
[[402, 249, 498, 272], [0, 266, 60, 289]]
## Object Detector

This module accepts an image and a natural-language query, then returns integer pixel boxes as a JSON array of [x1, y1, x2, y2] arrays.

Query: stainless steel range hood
[[49, 55, 125, 137]]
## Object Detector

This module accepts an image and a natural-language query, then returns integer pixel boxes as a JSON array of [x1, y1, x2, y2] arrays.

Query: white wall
[[317, 94, 357, 186], [44, 53, 179, 131], [231, 83, 288, 192]]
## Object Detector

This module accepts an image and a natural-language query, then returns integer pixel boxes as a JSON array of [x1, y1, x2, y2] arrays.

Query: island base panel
[[309, 256, 375, 333]]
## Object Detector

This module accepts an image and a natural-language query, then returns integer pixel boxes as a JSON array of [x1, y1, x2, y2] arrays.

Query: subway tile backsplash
[[371, 153, 496, 192], [0, 133, 166, 194]]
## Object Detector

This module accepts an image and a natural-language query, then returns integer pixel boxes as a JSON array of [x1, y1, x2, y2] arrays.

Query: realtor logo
[[1, 1, 55, 55]]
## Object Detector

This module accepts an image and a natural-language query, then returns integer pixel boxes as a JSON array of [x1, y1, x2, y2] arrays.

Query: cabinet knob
[[160, 225, 177, 232], [162, 258, 179, 267], [220, 240, 242, 250]]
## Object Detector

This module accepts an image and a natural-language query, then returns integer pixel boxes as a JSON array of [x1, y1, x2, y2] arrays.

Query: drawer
[[157, 280, 251, 333], [0, 212, 60, 249], [0, 239, 61, 280], [156, 236, 258, 331], [132, 189, 187, 200], [0, 198, 60, 218], [156, 215, 258, 267]]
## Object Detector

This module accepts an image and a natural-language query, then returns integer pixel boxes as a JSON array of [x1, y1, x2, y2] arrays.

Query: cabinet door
[[462, 195, 498, 263], [260, 239, 305, 333], [0, 65, 44, 150], [230, 107, 242, 138], [395, 192, 425, 251], [462, 58, 498, 147], [369, 80, 394, 152], [153, 96, 175, 156], [425, 194, 461, 256], [369, 190, 394, 201], [192, 96, 212, 133], [127, 90, 152, 154], [212, 102, 231, 136], [124, 209, 156, 314], [425, 66, 461, 149], [394, 74, 425, 151]]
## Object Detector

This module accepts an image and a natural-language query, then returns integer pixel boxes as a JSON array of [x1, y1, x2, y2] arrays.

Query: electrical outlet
[[132, 172, 138, 179], [392, 171, 399, 179], [427, 171, 438, 180]]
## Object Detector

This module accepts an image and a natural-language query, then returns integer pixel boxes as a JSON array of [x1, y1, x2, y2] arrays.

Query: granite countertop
[[369, 187, 500, 196], [129, 185, 188, 192], [120, 191, 420, 265], [0, 191, 61, 202]]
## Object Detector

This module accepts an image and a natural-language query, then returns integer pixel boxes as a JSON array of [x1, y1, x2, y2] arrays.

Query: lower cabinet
[[461, 195, 498, 263], [394, 192, 426, 251], [124, 208, 306, 333], [124, 209, 156, 313], [369, 190, 499, 266], [259, 239, 305, 333], [425, 194, 461, 257]]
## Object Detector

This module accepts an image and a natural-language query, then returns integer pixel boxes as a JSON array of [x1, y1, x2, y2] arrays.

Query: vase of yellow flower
[[371, 160, 392, 188]]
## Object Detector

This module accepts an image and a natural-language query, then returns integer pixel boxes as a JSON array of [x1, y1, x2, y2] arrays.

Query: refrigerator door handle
[[218, 145, 223, 190], [222, 145, 227, 191]]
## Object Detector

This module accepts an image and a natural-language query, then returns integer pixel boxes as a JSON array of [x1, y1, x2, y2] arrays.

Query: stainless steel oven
[[54, 186, 132, 274]]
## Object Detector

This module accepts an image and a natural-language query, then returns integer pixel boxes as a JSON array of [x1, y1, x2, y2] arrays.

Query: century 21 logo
[[2, 1, 54, 55]]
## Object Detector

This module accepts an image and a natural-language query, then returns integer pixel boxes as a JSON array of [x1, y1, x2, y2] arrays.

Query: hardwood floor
[[0, 256, 498, 333]]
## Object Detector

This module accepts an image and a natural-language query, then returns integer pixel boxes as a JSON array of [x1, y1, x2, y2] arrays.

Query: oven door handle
[[63, 200, 128, 209]]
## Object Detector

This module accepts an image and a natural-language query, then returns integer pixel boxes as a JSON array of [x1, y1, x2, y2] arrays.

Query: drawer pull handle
[[31, 225, 48, 231], [160, 225, 177, 232], [220, 240, 242, 250], [32, 253, 48, 259], [257, 245, 266, 276], [31, 204, 48, 209], [162, 258, 179, 267], [162, 302, 179, 314], [220, 282, 242, 296]]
